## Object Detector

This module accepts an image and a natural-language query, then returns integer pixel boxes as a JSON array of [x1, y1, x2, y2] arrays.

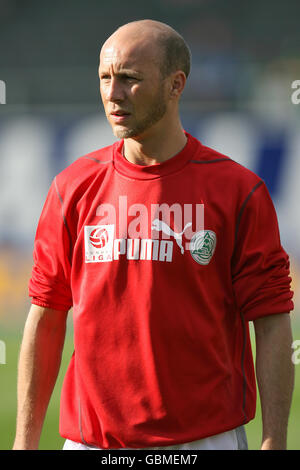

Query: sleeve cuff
[[31, 297, 72, 312]]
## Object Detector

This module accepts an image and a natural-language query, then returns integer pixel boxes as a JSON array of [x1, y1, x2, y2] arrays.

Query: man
[[13, 20, 294, 451]]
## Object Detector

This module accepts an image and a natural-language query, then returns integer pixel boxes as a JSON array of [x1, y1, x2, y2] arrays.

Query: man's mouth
[[110, 110, 131, 123], [111, 109, 129, 115]]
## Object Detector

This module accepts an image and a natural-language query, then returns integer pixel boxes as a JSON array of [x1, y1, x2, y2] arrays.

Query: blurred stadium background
[[0, 0, 299, 450]]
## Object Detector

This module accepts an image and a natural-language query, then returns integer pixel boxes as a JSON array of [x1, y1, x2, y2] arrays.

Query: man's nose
[[106, 77, 124, 102]]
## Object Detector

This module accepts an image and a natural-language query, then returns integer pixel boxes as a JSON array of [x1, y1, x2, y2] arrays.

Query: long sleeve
[[29, 177, 73, 311], [232, 181, 294, 322]]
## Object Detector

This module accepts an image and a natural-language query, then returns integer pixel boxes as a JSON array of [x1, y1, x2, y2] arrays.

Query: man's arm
[[253, 313, 294, 450], [13, 304, 68, 450]]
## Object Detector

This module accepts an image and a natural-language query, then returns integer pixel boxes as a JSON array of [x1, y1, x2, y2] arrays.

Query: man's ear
[[170, 71, 186, 98]]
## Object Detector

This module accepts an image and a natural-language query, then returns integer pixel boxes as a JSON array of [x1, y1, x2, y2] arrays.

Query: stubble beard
[[112, 87, 168, 139]]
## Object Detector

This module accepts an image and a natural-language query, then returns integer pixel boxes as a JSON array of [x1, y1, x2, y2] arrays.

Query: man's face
[[99, 39, 169, 139]]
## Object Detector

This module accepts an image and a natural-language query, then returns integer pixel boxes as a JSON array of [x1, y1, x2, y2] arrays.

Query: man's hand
[[13, 304, 68, 450], [254, 313, 294, 450]]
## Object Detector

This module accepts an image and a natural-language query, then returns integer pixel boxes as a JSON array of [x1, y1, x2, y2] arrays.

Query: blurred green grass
[[1, 318, 299, 450]]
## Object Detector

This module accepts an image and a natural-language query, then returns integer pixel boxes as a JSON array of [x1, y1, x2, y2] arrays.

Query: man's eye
[[123, 76, 139, 82], [100, 75, 139, 82]]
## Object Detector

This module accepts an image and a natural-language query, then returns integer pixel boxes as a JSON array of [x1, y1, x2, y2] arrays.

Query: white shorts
[[63, 426, 247, 450]]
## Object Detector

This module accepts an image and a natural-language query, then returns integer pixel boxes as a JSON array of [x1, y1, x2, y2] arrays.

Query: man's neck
[[122, 122, 187, 166]]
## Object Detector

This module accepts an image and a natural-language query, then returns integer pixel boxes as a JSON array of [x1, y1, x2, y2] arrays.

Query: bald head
[[103, 20, 191, 79], [99, 20, 189, 140]]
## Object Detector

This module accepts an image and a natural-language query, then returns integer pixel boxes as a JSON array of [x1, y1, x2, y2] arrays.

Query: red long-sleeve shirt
[[29, 132, 294, 448]]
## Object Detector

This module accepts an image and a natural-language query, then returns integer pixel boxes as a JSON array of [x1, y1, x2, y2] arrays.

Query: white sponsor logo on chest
[[84, 198, 216, 264]]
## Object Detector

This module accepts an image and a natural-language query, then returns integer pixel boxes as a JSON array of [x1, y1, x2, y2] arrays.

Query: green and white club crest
[[190, 230, 217, 265]]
